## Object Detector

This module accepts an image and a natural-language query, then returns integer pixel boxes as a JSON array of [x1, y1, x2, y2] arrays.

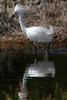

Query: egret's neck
[[19, 15, 27, 37]]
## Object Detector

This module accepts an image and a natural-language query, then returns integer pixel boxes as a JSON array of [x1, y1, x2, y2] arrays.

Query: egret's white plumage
[[26, 26, 53, 42], [13, 4, 54, 43], [12, 4, 54, 55]]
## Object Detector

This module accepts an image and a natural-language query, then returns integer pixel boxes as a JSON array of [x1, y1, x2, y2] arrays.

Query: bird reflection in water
[[28, 61, 55, 78], [18, 55, 55, 100]]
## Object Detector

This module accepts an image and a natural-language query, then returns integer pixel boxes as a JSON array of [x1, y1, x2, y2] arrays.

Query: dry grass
[[0, 0, 67, 49]]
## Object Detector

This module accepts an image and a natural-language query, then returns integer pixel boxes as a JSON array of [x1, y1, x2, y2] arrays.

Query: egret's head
[[13, 4, 25, 16]]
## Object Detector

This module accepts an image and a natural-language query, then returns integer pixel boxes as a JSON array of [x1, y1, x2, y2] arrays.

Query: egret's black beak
[[9, 11, 16, 21]]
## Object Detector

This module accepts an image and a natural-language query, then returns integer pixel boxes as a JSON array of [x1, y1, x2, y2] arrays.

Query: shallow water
[[22, 53, 67, 100], [0, 50, 67, 100]]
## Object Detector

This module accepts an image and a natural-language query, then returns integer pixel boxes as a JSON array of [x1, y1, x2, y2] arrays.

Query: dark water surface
[[0, 49, 67, 100]]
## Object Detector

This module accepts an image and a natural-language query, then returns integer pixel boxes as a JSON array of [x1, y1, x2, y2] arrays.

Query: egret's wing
[[27, 26, 53, 42], [36, 26, 54, 35]]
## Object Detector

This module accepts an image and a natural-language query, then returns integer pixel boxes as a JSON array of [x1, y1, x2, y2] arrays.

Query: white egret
[[12, 4, 54, 55]]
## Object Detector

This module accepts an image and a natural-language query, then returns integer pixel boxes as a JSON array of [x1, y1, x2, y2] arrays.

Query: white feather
[[13, 4, 54, 43], [26, 26, 54, 42]]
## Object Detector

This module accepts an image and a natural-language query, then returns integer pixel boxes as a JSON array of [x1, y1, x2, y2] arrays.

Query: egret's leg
[[47, 42, 51, 60], [34, 42, 37, 61], [47, 42, 51, 54]]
